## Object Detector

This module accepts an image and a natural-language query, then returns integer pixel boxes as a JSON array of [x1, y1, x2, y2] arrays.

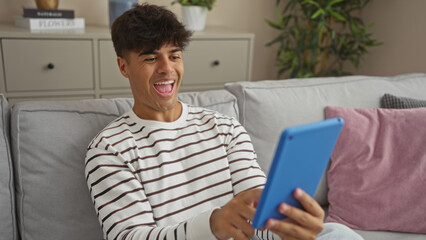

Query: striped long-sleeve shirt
[[85, 103, 273, 240]]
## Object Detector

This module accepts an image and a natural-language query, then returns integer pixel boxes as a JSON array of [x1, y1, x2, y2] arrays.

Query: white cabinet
[[183, 39, 251, 90], [98, 40, 129, 89], [0, 24, 254, 103]]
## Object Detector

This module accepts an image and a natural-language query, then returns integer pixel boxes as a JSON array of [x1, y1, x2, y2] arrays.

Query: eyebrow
[[138, 48, 183, 57]]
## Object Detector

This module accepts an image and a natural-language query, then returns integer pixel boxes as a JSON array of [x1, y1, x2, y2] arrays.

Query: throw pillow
[[324, 106, 426, 233], [381, 93, 426, 109]]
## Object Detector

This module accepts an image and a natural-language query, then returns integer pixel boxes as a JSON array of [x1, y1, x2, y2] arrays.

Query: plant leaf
[[301, 0, 320, 8], [311, 9, 325, 19], [326, 0, 345, 8], [265, 19, 282, 30], [329, 10, 346, 21], [275, 7, 284, 25]]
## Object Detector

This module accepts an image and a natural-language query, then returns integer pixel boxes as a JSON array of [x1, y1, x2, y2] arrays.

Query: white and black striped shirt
[[85, 103, 270, 240]]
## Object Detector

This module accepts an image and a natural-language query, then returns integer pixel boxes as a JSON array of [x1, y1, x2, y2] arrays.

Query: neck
[[132, 101, 183, 122]]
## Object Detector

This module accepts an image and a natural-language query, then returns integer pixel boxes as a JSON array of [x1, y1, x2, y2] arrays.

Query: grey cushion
[[381, 93, 426, 109], [178, 89, 239, 120], [225, 73, 426, 207], [0, 94, 18, 240], [10, 89, 237, 240], [11, 98, 132, 240]]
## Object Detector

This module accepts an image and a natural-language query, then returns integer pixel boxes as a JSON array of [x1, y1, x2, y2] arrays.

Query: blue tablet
[[252, 118, 344, 229]]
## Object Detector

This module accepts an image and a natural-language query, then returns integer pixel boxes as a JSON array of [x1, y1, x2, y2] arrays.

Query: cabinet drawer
[[99, 40, 129, 89], [2, 39, 94, 91], [182, 39, 250, 87]]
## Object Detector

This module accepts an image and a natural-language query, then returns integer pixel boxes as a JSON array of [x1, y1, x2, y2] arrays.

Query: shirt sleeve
[[225, 118, 266, 194], [85, 145, 217, 240]]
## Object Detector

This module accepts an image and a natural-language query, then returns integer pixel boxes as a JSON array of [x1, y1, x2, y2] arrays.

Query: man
[[85, 3, 363, 240]]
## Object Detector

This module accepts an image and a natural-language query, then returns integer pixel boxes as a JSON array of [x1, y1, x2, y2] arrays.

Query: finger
[[235, 189, 262, 220], [278, 235, 298, 240], [238, 203, 257, 221], [211, 208, 252, 240], [266, 219, 318, 240], [279, 203, 324, 233], [294, 188, 324, 219], [232, 216, 255, 238], [220, 201, 256, 237], [225, 198, 256, 222]]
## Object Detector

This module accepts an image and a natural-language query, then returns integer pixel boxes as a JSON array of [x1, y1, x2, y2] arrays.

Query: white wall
[[1, 0, 425, 81], [352, 0, 426, 76]]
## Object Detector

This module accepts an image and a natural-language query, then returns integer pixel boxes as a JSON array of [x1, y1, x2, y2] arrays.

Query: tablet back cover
[[252, 118, 344, 228]]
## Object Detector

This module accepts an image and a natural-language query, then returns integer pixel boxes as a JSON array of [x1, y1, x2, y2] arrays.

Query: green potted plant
[[172, 0, 217, 10], [267, 0, 382, 78], [172, 0, 217, 31]]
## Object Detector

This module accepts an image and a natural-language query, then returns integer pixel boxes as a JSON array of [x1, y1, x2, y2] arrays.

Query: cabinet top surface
[[0, 23, 111, 38], [0, 23, 253, 40]]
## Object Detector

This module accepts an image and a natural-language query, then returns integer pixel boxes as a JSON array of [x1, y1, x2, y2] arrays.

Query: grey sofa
[[1, 73, 425, 240]]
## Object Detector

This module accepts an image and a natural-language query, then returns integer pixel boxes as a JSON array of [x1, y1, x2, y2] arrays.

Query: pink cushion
[[325, 106, 426, 233]]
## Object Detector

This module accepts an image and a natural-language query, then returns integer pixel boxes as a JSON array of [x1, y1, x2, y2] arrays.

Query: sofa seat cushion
[[225, 73, 426, 206], [0, 94, 18, 240], [354, 229, 426, 240], [325, 106, 426, 233], [322, 206, 426, 240]]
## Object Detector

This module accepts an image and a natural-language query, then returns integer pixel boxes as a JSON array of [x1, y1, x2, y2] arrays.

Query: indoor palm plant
[[267, 0, 381, 78], [172, 0, 217, 31]]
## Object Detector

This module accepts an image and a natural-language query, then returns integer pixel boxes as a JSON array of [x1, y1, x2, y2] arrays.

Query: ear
[[117, 56, 130, 78]]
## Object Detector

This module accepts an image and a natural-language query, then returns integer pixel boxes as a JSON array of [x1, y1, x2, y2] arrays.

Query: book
[[14, 16, 85, 30], [23, 8, 75, 19]]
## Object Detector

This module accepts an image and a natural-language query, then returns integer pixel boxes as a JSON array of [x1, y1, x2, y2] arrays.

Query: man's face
[[117, 44, 184, 121]]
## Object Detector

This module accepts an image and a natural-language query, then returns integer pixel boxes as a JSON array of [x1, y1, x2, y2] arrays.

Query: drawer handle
[[47, 63, 55, 70], [212, 60, 220, 66]]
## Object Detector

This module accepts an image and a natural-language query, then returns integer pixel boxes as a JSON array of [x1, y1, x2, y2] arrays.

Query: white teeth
[[154, 80, 174, 85]]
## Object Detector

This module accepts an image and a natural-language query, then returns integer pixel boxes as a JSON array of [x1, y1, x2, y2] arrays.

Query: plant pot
[[181, 6, 208, 32], [35, 0, 59, 10]]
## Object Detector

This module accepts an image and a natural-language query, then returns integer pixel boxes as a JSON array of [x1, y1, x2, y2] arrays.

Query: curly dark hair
[[111, 3, 192, 59]]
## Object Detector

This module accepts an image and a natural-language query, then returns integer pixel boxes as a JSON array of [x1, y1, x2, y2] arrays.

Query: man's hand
[[265, 188, 325, 240], [210, 188, 262, 240]]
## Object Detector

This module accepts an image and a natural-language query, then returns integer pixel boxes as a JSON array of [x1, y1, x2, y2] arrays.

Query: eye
[[144, 57, 156, 63], [171, 54, 182, 61]]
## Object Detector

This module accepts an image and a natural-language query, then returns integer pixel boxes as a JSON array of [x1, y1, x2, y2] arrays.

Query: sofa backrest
[[225, 73, 426, 206], [9, 90, 237, 240], [177, 89, 239, 120], [0, 94, 18, 240]]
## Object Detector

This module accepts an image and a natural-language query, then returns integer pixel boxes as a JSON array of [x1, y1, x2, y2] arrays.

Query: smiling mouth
[[153, 80, 175, 97]]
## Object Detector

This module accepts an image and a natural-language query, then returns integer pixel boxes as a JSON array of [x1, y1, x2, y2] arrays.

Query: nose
[[156, 56, 174, 75]]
